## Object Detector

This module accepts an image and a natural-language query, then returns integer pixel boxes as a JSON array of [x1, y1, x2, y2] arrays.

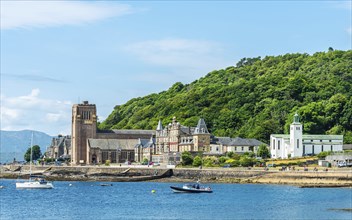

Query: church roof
[[271, 134, 343, 140], [88, 139, 139, 150], [111, 129, 155, 135]]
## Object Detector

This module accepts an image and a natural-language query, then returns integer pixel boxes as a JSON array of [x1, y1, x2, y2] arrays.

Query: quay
[[1, 164, 351, 188]]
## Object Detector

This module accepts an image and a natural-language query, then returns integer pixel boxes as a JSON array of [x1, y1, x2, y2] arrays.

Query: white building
[[270, 113, 343, 159]]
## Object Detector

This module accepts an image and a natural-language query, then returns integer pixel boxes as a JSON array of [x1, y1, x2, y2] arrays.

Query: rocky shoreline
[[1, 165, 351, 188]]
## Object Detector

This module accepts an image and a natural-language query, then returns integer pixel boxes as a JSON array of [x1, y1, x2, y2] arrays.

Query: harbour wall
[[1, 165, 351, 187]]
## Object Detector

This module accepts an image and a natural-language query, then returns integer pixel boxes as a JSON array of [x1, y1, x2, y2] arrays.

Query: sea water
[[0, 179, 351, 220]]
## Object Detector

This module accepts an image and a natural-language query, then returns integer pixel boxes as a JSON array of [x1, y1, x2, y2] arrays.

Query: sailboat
[[16, 132, 54, 189]]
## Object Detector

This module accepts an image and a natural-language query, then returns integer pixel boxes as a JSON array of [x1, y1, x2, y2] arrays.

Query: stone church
[[71, 101, 154, 165]]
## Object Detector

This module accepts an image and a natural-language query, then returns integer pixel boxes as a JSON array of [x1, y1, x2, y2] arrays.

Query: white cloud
[[0, 89, 72, 135], [126, 38, 221, 66], [125, 38, 232, 81], [1, 1, 133, 30], [347, 27, 352, 35], [330, 1, 352, 10]]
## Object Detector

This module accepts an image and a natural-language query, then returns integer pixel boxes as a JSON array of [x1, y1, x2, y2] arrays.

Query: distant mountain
[[0, 130, 53, 163]]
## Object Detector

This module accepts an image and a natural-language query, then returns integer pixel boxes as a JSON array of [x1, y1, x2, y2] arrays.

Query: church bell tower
[[71, 101, 97, 165], [290, 113, 303, 157]]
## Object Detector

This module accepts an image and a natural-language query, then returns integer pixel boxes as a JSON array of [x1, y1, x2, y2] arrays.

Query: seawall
[[1, 165, 351, 187]]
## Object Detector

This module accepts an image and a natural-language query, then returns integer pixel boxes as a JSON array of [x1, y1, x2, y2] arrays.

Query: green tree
[[24, 145, 42, 162], [181, 151, 193, 166], [317, 151, 331, 159], [97, 50, 352, 144], [239, 156, 255, 167], [142, 158, 149, 164], [203, 156, 218, 167], [226, 151, 235, 158], [219, 156, 227, 164], [192, 156, 202, 167], [257, 144, 270, 158]]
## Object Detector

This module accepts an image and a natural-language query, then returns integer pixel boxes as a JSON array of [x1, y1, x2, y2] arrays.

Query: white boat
[[16, 133, 54, 189], [16, 176, 53, 189]]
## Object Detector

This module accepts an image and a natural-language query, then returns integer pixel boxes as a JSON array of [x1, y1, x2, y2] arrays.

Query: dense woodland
[[99, 50, 352, 144]]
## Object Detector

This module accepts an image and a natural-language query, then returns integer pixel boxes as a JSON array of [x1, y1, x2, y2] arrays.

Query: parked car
[[337, 161, 352, 167]]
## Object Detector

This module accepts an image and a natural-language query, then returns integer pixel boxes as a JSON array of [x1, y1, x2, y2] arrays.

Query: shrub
[[226, 151, 235, 158], [239, 156, 256, 167], [219, 156, 228, 164], [181, 151, 193, 166], [225, 158, 240, 167], [203, 156, 218, 167], [105, 160, 110, 166], [193, 156, 202, 167]]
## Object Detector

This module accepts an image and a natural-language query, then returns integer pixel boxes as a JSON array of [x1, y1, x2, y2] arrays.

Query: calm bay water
[[0, 179, 351, 220]]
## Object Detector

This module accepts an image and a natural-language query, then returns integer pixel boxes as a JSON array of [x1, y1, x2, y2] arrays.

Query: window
[[273, 140, 275, 150], [296, 127, 300, 130], [278, 140, 281, 150], [296, 139, 299, 148], [241, 147, 244, 151], [82, 111, 91, 120], [303, 145, 305, 155]]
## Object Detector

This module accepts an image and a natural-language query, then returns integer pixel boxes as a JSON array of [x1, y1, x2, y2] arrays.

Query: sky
[[1, 1, 351, 136]]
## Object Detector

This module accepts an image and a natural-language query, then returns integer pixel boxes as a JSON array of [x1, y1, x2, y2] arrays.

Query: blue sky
[[1, 1, 351, 136]]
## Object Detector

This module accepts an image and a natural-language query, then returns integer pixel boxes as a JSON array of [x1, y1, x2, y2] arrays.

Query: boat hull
[[170, 186, 213, 193], [16, 181, 54, 189]]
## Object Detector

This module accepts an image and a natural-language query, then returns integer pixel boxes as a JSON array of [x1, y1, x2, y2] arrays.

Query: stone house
[[46, 135, 71, 159], [209, 136, 265, 155]]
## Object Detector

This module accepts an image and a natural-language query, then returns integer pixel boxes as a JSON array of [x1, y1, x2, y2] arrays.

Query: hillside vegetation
[[99, 50, 352, 144]]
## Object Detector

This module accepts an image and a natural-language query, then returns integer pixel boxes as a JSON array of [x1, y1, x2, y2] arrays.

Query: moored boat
[[15, 133, 54, 189], [170, 183, 213, 193], [16, 175, 53, 189]]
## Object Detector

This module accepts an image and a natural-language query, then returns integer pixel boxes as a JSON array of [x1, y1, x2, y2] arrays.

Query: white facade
[[270, 113, 343, 159], [289, 113, 303, 158]]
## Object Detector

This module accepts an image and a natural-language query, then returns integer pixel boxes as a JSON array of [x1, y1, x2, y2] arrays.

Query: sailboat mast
[[30, 132, 33, 175]]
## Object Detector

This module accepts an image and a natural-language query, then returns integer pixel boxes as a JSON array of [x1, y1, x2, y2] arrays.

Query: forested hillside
[[99, 50, 352, 144]]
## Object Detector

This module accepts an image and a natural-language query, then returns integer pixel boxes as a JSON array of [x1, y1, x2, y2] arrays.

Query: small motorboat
[[100, 183, 113, 186], [170, 183, 213, 193]]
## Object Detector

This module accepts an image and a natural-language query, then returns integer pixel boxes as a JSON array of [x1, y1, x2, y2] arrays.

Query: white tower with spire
[[290, 113, 303, 157]]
